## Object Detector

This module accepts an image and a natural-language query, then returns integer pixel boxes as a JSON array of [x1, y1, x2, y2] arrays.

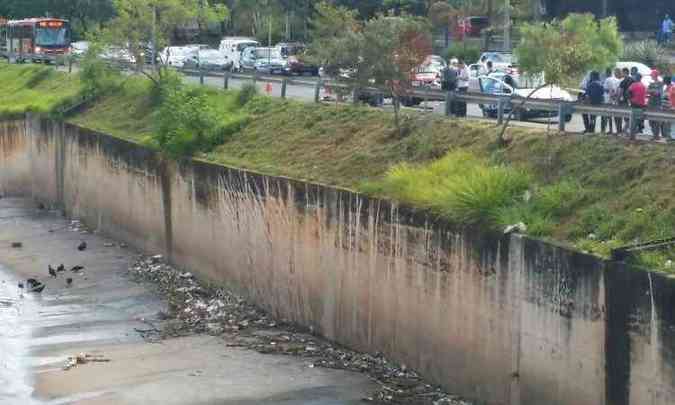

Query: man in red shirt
[[628, 74, 647, 138]]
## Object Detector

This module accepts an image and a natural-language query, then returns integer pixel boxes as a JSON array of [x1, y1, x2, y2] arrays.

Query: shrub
[[79, 43, 122, 97], [154, 87, 228, 157], [364, 151, 531, 229], [150, 68, 184, 105], [238, 83, 259, 106], [444, 42, 481, 64], [622, 40, 669, 72]]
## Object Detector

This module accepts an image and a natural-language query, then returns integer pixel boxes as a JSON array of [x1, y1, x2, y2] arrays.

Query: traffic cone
[[265, 82, 273, 94]]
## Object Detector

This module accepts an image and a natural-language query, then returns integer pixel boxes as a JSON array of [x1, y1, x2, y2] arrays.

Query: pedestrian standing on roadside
[[441, 61, 458, 92], [647, 69, 664, 140], [619, 67, 634, 133], [630, 66, 640, 82], [583, 71, 604, 134], [602, 68, 621, 134], [455, 60, 470, 117], [628, 73, 647, 138]]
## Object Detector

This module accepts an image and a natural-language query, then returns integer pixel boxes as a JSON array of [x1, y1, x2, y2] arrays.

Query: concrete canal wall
[[1, 116, 674, 405]]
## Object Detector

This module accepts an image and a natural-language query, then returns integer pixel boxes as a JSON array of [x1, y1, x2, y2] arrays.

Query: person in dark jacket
[[583, 71, 604, 133], [618, 68, 634, 133]]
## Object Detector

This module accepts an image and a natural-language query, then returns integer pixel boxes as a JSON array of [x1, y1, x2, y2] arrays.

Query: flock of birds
[[18, 241, 87, 294]]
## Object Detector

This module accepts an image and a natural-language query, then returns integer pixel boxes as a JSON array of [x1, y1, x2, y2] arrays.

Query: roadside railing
[[180, 67, 675, 134], [43, 58, 675, 136]]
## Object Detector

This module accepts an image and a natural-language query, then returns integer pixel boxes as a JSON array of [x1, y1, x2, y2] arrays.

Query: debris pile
[[128, 255, 471, 405], [62, 352, 110, 371]]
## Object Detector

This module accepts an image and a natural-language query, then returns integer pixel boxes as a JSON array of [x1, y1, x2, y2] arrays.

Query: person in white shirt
[[455, 60, 470, 117], [602, 68, 622, 134]]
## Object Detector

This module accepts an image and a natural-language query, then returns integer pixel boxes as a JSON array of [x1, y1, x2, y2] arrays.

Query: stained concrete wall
[[1, 116, 674, 405]]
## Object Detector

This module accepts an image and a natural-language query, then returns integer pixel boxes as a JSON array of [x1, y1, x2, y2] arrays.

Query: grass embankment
[[1, 62, 674, 272], [0, 62, 80, 119]]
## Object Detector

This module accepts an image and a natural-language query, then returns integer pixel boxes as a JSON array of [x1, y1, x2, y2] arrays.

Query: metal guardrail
[[181, 67, 675, 134], [28, 57, 675, 136]]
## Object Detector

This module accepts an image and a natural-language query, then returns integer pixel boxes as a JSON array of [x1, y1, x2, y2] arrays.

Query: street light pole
[[504, 0, 511, 51]]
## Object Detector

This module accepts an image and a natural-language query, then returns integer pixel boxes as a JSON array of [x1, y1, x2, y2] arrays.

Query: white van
[[161, 45, 208, 68], [218, 37, 260, 71]]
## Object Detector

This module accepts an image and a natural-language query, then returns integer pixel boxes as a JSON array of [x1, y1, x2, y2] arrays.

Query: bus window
[[36, 25, 69, 46]]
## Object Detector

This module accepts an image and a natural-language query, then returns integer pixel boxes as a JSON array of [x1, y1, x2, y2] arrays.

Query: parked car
[[100, 46, 137, 64], [478, 52, 518, 73], [219, 37, 260, 71], [277, 43, 319, 76], [462, 16, 489, 37], [70, 41, 89, 57], [255, 51, 287, 75], [182, 49, 232, 71], [240, 47, 287, 74], [479, 72, 573, 121]]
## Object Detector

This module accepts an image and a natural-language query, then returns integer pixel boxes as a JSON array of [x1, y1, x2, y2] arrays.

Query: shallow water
[[0, 265, 40, 405]]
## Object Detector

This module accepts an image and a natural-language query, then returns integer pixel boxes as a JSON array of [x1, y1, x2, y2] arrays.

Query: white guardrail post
[[314, 80, 322, 103], [497, 97, 507, 125]]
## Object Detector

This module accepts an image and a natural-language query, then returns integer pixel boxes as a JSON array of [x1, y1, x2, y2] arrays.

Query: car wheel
[[514, 108, 524, 122]]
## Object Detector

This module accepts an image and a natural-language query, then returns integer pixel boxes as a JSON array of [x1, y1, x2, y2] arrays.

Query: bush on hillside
[[154, 86, 231, 157], [238, 82, 259, 106], [79, 43, 122, 97], [444, 42, 481, 64], [622, 40, 670, 73]]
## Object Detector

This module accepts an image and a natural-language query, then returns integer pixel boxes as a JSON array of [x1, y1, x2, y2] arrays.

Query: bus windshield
[[36, 27, 68, 46]]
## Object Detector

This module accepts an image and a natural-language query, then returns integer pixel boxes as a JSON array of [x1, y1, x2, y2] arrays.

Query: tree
[[496, 13, 622, 143], [101, 0, 228, 79], [359, 15, 431, 135]]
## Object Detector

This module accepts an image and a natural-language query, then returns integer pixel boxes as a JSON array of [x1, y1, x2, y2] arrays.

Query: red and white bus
[[0, 18, 71, 63]]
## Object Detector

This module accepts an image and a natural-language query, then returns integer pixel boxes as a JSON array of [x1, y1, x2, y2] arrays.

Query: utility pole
[[151, 4, 157, 71], [504, 0, 511, 51]]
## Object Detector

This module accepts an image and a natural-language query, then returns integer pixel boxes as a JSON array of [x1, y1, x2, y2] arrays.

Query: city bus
[[0, 18, 71, 63]]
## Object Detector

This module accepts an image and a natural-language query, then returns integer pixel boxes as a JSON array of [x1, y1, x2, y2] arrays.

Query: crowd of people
[[581, 67, 675, 141]]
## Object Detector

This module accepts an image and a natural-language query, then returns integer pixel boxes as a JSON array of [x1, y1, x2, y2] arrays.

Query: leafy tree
[[306, 2, 362, 79], [101, 0, 228, 79], [496, 13, 622, 143], [359, 15, 431, 135]]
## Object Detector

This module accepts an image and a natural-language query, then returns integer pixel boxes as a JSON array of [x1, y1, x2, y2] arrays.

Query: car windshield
[[237, 42, 258, 52], [36, 27, 68, 46], [484, 53, 516, 64]]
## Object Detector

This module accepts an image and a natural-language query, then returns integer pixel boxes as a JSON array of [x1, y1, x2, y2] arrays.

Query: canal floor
[[0, 198, 374, 405]]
